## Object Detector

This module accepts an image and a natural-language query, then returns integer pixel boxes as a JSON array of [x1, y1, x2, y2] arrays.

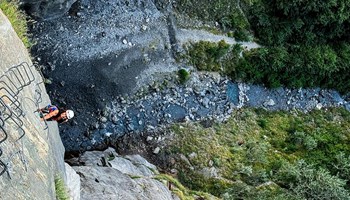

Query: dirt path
[[177, 28, 260, 50]]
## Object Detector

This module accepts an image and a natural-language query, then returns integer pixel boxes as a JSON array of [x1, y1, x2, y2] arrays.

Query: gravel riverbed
[[60, 71, 349, 152], [28, 0, 350, 153]]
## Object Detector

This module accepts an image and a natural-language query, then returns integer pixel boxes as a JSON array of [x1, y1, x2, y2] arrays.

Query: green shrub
[[333, 152, 350, 181], [178, 69, 190, 84], [276, 160, 350, 200], [0, 0, 31, 48], [55, 176, 69, 200], [185, 40, 241, 73], [231, 44, 350, 93], [185, 40, 229, 72]]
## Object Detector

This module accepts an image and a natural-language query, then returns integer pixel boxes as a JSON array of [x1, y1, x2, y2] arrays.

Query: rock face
[[65, 163, 81, 200], [0, 9, 65, 199], [20, 0, 77, 19], [71, 148, 179, 200]]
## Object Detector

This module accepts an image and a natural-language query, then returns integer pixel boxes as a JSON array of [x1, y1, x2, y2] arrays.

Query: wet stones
[[153, 147, 160, 154], [63, 70, 349, 152], [264, 99, 275, 107], [100, 117, 108, 123]]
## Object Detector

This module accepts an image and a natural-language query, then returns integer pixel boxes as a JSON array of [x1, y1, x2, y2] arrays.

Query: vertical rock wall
[[0, 9, 65, 199]]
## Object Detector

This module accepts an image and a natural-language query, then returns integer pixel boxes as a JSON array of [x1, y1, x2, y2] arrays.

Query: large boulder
[[20, 0, 77, 19], [65, 163, 81, 200], [71, 148, 179, 200], [73, 166, 177, 200]]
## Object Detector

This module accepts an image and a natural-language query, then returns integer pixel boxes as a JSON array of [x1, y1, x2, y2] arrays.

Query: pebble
[[202, 97, 210, 108], [127, 124, 134, 131], [146, 136, 153, 141], [153, 147, 160, 154], [99, 124, 107, 129], [264, 99, 275, 107], [208, 160, 214, 167], [188, 152, 197, 160], [111, 115, 118, 124], [100, 117, 108, 123]]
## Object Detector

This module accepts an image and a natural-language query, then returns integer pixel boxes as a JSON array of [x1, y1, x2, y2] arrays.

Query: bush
[[186, 40, 230, 72], [178, 69, 190, 84], [231, 44, 350, 93], [185, 41, 242, 75], [276, 160, 350, 200], [333, 152, 350, 181]]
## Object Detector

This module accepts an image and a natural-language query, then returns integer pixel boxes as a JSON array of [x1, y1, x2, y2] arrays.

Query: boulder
[[109, 156, 155, 177], [73, 150, 179, 200], [199, 167, 219, 178], [125, 154, 158, 172], [74, 166, 176, 200], [65, 163, 80, 200], [264, 99, 275, 107]]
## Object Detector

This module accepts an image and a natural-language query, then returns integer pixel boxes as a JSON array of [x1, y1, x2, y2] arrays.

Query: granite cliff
[[0, 8, 66, 199]]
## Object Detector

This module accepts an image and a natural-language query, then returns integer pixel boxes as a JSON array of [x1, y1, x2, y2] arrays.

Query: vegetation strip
[[168, 108, 350, 199], [0, 0, 31, 48]]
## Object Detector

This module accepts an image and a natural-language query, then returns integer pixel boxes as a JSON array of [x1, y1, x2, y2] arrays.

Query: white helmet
[[66, 110, 74, 119]]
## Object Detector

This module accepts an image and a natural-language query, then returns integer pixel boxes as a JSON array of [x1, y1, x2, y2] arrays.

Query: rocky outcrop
[[0, 9, 65, 199], [70, 148, 179, 200], [65, 163, 81, 200], [20, 0, 77, 19]]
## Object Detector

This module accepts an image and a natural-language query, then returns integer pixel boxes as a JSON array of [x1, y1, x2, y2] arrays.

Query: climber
[[36, 105, 74, 123]]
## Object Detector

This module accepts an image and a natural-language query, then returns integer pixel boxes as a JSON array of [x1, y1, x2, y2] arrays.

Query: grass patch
[[0, 0, 31, 48], [155, 174, 219, 200], [167, 108, 350, 198], [55, 176, 69, 200]]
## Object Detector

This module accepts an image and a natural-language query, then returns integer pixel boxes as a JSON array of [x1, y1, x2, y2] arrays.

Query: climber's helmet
[[66, 110, 74, 119]]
